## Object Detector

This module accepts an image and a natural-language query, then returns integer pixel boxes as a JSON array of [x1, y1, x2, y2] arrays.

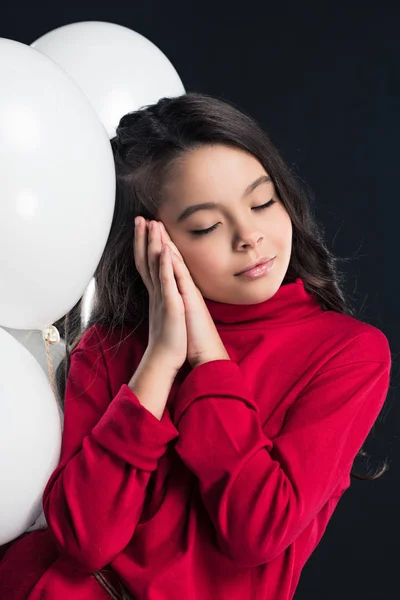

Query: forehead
[[161, 145, 268, 210]]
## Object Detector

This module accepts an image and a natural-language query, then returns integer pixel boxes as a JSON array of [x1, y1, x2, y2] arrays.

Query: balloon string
[[93, 572, 122, 600], [44, 338, 58, 403]]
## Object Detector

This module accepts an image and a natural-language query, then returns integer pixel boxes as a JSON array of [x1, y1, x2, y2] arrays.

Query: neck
[[203, 278, 323, 328]]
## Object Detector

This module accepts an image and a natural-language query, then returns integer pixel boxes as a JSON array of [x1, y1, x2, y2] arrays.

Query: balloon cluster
[[0, 21, 185, 545]]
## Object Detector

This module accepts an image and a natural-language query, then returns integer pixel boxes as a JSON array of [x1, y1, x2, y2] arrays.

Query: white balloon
[[2, 327, 66, 389], [0, 327, 62, 545], [0, 38, 115, 330], [31, 21, 186, 138]]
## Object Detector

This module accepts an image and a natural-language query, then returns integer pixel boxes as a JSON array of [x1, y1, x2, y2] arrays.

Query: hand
[[157, 221, 230, 369], [133, 217, 187, 375]]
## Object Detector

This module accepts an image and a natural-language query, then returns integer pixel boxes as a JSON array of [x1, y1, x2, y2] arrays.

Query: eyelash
[[191, 199, 277, 236]]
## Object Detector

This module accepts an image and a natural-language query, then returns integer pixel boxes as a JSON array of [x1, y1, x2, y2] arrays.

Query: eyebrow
[[176, 175, 272, 223]]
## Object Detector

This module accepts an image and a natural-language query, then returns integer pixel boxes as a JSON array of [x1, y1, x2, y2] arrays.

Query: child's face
[[156, 144, 293, 305]]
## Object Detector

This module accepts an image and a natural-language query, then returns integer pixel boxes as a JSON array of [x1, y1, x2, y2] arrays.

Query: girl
[[0, 92, 392, 599]]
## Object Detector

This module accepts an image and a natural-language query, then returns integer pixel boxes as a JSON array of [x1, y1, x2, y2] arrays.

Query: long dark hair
[[52, 91, 390, 597]]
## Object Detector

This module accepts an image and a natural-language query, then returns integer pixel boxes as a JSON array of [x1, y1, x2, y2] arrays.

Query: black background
[[1, 2, 399, 598]]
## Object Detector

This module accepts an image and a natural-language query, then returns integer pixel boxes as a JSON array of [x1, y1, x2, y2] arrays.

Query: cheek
[[274, 210, 292, 242], [184, 249, 222, 280], [187, 251, 215, 271], [285, 216, 293, 243]]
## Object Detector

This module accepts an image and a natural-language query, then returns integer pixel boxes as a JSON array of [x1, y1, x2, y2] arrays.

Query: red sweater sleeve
[[42, 327, 179, 572], [171, 330, 391, 568]]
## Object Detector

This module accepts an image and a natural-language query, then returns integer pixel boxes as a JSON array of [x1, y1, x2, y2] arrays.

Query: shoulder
[[75, 320, 145, 347], [318, 311, 391, 369], [72, 321, 148, 375]]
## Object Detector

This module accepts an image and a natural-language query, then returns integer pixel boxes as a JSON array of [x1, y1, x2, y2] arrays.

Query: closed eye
[[190, 199, 277, 236]]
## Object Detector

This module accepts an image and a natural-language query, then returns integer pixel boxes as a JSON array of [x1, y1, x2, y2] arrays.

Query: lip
[[235, 256, 276, 276]]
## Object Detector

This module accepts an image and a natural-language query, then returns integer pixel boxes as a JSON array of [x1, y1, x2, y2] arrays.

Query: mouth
[[235, 256, 276, 276]]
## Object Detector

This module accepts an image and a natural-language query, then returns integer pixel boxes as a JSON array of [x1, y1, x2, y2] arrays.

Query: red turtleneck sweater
[[0, 279, 391, 599]]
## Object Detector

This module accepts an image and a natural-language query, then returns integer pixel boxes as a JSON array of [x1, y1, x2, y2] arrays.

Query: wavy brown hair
[[52, 91, 390, 598]]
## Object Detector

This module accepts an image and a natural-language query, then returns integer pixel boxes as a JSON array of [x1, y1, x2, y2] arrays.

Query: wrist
[[143, 347, 180, 380], [129, 351, 178, 421], [190, 350, 230, 370]]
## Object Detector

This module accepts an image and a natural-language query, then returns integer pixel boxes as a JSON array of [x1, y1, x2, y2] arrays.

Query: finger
[[159, 244, 182, 305], [134, 217, 153, 291], [171, 254, 203, 312], [170, 249, 193, 294], [147, 221, 163, 288], [158, 222, 184, 261]]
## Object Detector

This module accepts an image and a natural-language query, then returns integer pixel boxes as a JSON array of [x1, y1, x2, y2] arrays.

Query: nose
[[234, 227, 264, 250]]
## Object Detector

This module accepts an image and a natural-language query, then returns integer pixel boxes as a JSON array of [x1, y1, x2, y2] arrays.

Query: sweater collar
[[203, 277, 323, 328]]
